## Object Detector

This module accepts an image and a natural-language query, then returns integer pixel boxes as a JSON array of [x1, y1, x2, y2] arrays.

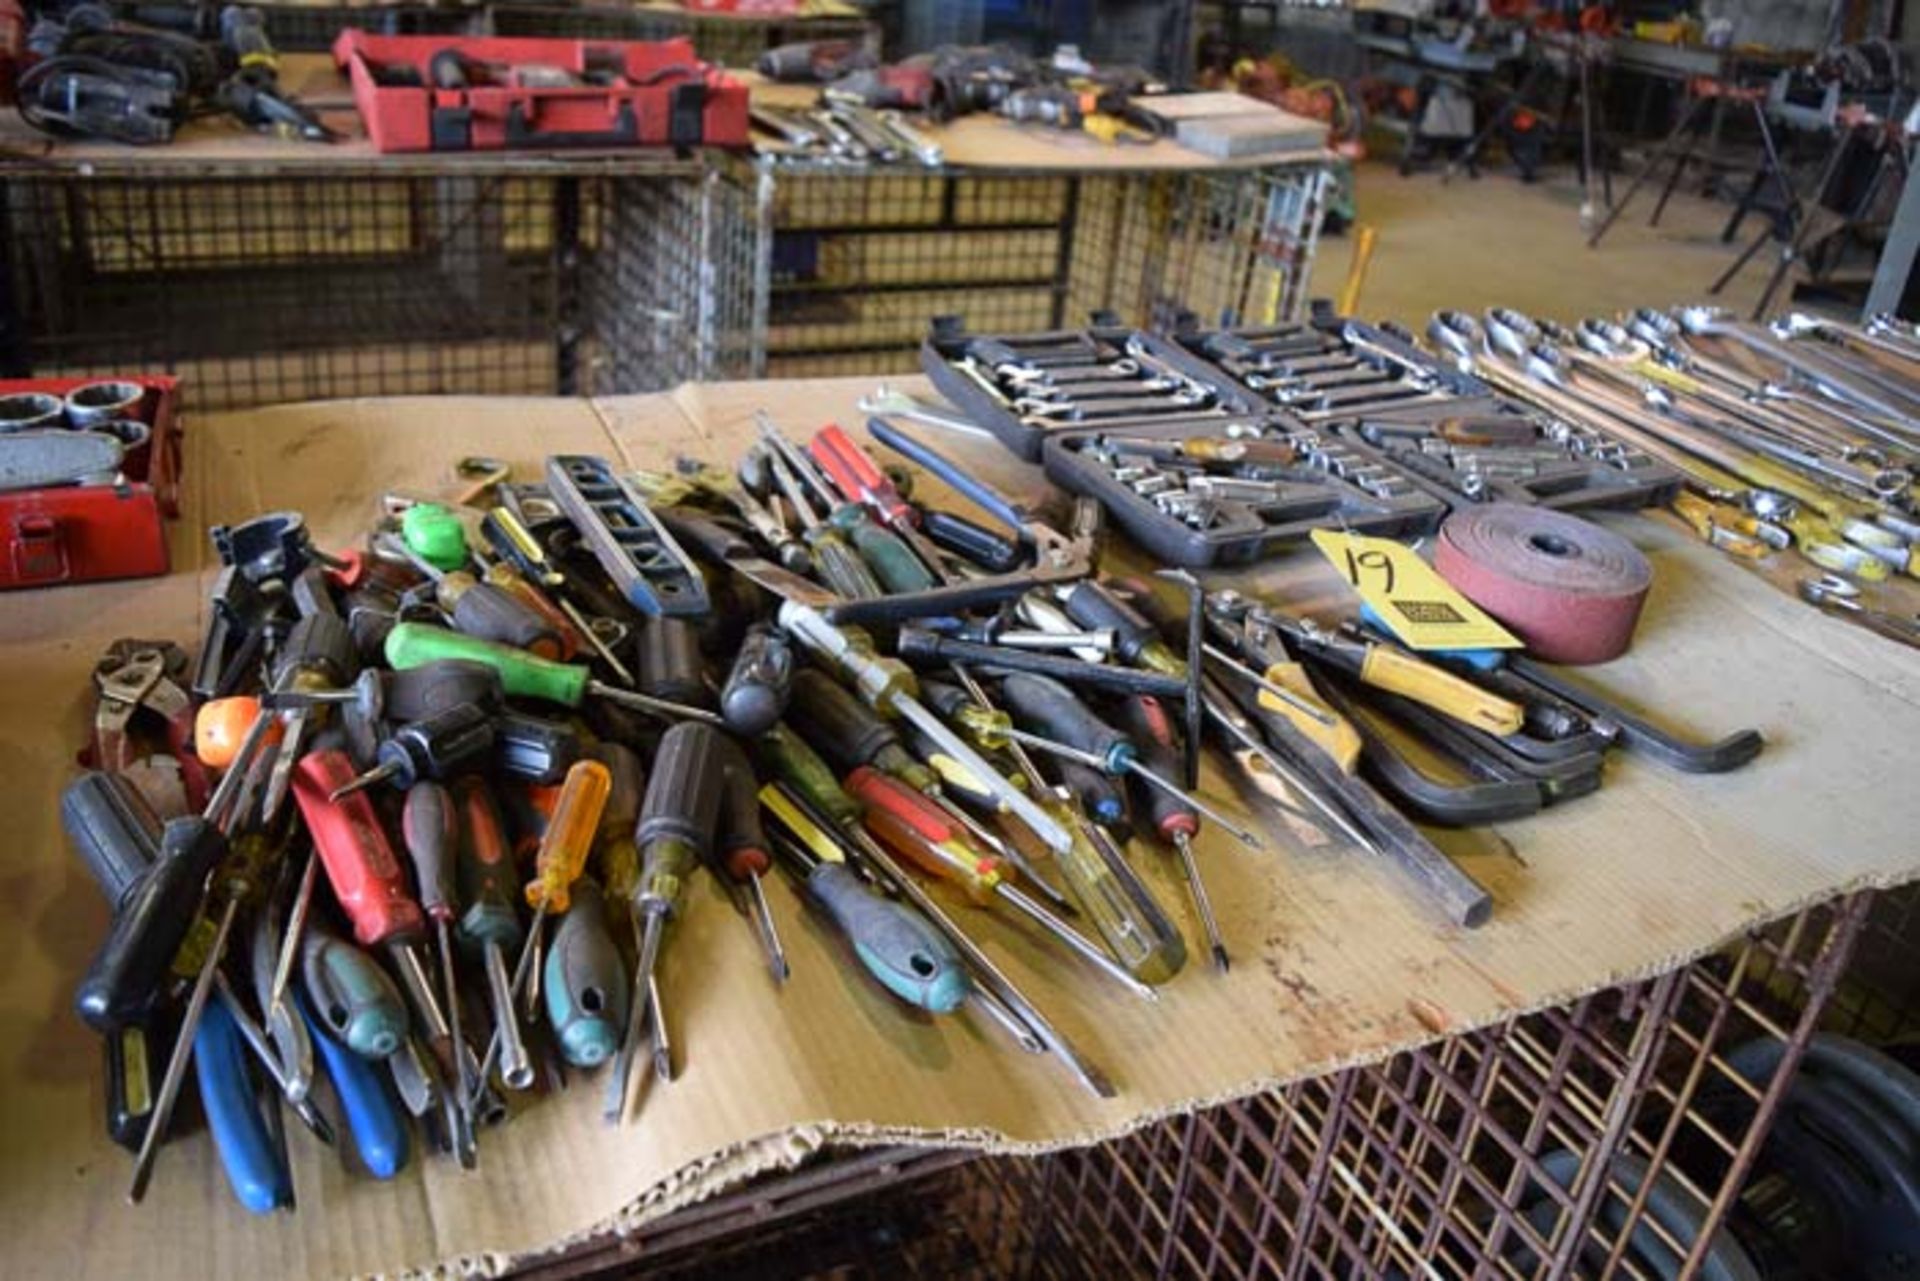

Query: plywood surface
[[2, 378, 1916, 1279]]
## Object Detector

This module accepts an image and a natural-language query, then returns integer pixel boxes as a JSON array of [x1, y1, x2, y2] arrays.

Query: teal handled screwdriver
[[385, 622, 723, 726]]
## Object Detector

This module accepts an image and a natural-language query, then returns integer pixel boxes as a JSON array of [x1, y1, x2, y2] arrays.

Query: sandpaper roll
[[1434, 504, 1652, 664]]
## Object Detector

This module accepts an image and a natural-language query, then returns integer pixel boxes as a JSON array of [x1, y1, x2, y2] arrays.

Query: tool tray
[[1041, 419, 1448, 568], [0, 375, 183, 590], [333, 31, 750, 153], [1175, 316, 1682, 516], [918, 314, 1265, 463]]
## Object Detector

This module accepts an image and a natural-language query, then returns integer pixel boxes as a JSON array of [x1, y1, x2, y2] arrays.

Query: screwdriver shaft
[[745, 875, 789, 983], [1209, 702, 1369, 850], [483, 942, 533, 1091], [588, 681, 726, 726], [435, 920, 470, 1115], [266, 848, 318, 1019], [967, 985, 1046, 1054], [1202, 644, 1338, 726], [561, 598, 637, 686], [1175, 833, 1229, 972], [648, 974, 673, 1085], [129, 896, 240, 1204], [928, 792, 1072, 912], [606, 912, 665, 1124], [993, 882, 1157, 1001], [997, 728, 1265, 849]]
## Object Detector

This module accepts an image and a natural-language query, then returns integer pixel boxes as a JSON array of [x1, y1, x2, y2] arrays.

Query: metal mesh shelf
[[532, 889, 1892, 1279], [0, 164, 738, 410], [732, 159, 1333, 381]]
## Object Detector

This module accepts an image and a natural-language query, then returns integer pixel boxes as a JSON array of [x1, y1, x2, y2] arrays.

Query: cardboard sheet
[[3, 380, 1918, 1279]]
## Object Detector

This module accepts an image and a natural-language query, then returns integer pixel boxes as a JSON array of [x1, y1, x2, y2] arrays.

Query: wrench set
[[920, 313, 1681, 567]]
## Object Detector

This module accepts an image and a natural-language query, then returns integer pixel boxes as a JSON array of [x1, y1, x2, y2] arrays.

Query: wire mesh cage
[[530, 889, 1892, 1280], [0, 160, 726, 412], [734, 158, 1333, 381]]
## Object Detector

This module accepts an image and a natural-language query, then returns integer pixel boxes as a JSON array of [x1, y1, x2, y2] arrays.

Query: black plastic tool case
[[1174, 314, 1682, 515], [1042, 421, 1448, 568], [919, 314, 1265, 462]]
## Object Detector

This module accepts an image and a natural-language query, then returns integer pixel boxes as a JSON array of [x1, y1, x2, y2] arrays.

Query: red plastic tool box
[[332, 31, 751, 153], [0, 375, 182, 590]]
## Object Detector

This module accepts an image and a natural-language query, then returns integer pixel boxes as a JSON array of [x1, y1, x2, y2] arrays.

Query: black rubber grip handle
[[75, 816, 227, 1032], [713, 736, 768, 879], [62, 771, 163, 902], [384, 659, 503, 723], [636, 721, 727, 853], [277, 611, 358, 687], [591, 741, 647, 834], [720, 623, 793, 738], [789, 669, 898, 773], [1113, 696, 1194, 837], [450, 581, 558, 654], [494, 712, 580, 785], [637, 616, 711, 709], [999, 673, 1129, 767], [921, 509, 1023, 574]]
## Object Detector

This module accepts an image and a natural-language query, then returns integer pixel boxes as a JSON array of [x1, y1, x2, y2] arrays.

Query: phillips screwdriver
[[607, 723, 730, 1121], [712, 758, 788, 984], [327, 703, 496, 799], [454, 777, 532, 1092], [375, 532, 562, 658], [1117, 696, 1228, 972], [847, 767, 1155, 1001], [995, 673, 1265, 850], [385, 622, 723, 725], [760, 784, 968, 1011], [400, 783, 471, 1124], [808, 422, 953, 583]]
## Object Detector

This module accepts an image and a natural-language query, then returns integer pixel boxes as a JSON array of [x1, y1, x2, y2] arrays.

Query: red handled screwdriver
[[401, 782, 472, 1112], [1117, 696, 1229, 972]]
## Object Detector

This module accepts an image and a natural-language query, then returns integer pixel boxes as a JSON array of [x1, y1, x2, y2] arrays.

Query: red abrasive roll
[[1434, 504, 1652, 664]]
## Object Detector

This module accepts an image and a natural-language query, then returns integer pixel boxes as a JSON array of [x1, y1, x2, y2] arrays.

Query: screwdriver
[[995, 673, 1265, 850], [758, 418, 932, 593], [764, 447, 883, 600], [756, 722, 863, 830], [1117, 696, 1228, 972], [607, 723, 729, 1121], [512, 758, 611, 1006], [262, 659, 504, 725], [1015, 593, 1110, 663], [946, 666, 1188, 989], [290, 751, 463, 1113], [543, 878, 630, 1068], [385, 622, 723, 725], [760, 784, 967, 1011], [777, 601, 1074, 857], [1276, 615, 1526, 737], [301, 919, 409, 1060], [711, 756, 788, 984], [126, 813, 252, 1203], [483, 560, 586, 660], [399, 501, 469, 572], [719, 622, 794, 738], [808, 422, 953, 584], [636, 615, 712, 711], [375, 531, 562, 657], [454, 777, 532, 1092], [261, 611, 359, 822], [792, 666, 1065, 902], [400, 783, 470, 1117], [847, 767, 1155, 1000], [1060, 581, 1188, 678], [327, 703, 496, 799]]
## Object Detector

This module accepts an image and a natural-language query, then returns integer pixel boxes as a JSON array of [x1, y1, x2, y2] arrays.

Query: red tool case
[[0, 375, 182, 590], [332, 31, 751, 153]]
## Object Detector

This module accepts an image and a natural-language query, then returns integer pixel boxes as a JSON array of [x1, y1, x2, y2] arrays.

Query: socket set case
[[918, 314, 1267, 463], [0, 375, 182, 591], [1176, 313, 1682, 515], [333, 32, 751, 153], [1042, 420, 1447, 566]]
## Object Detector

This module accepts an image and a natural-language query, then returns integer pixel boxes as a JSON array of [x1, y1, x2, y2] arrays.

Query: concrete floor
[[1303, 158, 1813, 331]]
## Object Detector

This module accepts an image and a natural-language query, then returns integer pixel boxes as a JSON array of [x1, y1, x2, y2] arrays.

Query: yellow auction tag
[[1309, 529, 1521, 651]]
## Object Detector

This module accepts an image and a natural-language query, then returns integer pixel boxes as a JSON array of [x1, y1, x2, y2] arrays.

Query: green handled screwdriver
[[385, 623, 721, 725]]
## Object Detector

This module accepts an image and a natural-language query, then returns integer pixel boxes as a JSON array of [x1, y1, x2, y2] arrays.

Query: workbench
[[0, 56, 1335, 407], [2, 377, 1915, 1278]]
